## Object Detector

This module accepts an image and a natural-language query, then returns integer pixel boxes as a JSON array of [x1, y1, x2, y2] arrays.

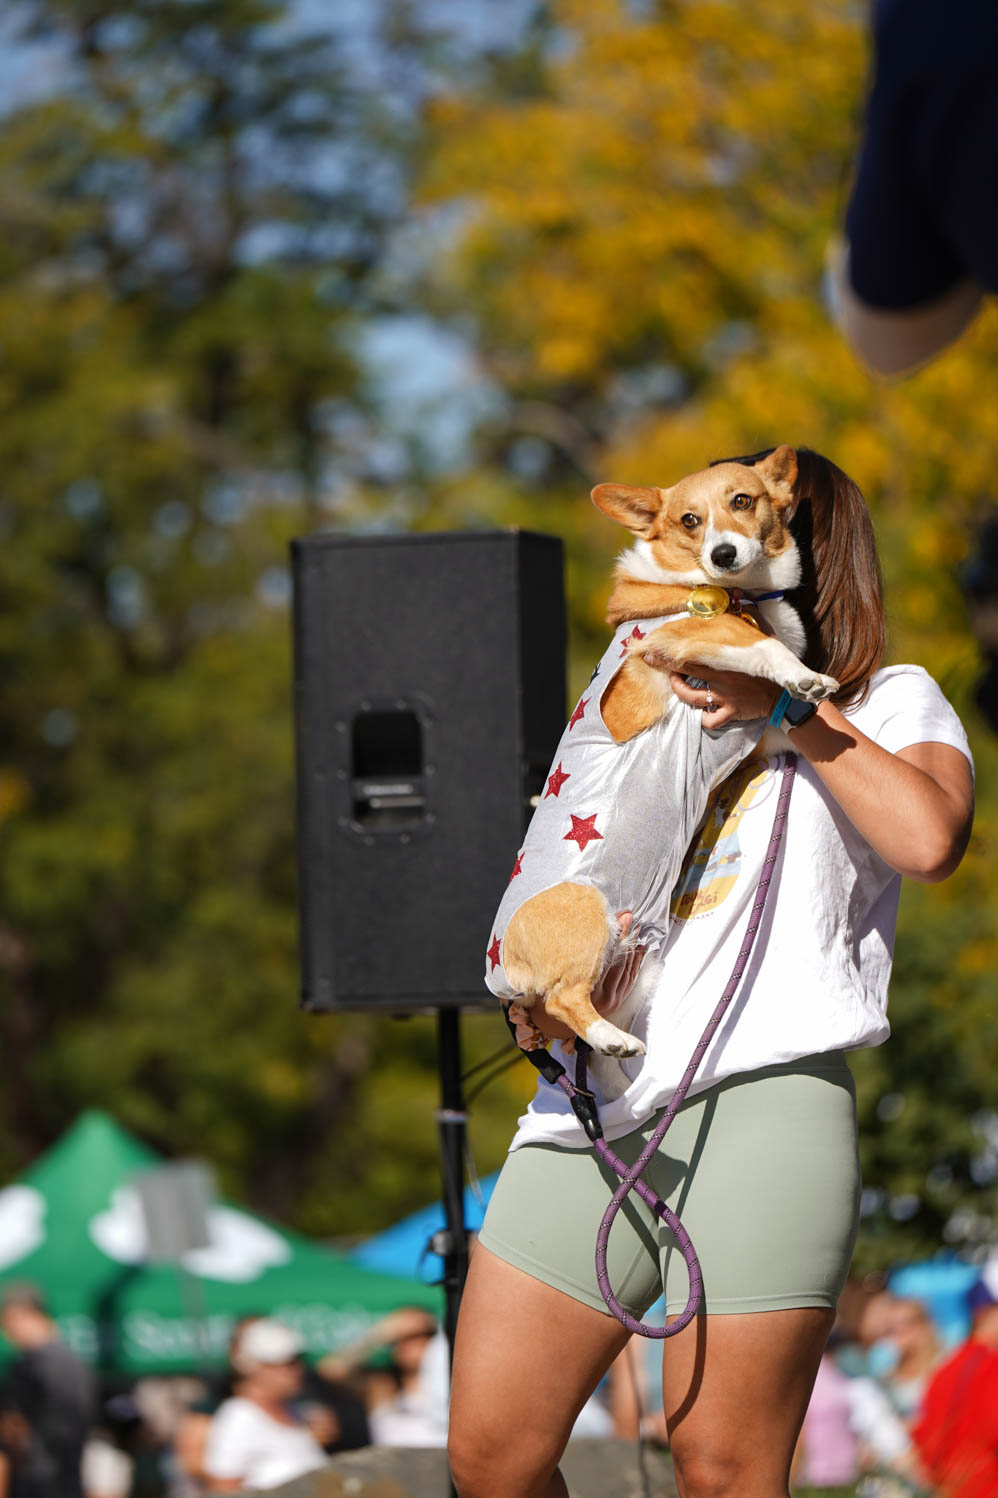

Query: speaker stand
[[436, 1007, 470, 1355], [435, 1007, 468, 1498]]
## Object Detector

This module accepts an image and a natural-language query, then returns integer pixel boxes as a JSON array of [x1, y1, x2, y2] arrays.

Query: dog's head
[[592, 445, 801, 591]]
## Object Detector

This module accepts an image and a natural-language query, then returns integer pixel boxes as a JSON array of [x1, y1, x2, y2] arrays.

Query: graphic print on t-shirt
[[670, 755, 773, 920]]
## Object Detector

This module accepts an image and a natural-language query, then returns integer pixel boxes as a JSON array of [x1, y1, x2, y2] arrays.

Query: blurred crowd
[[605, 1263, 998, 1497], [1, 1262, 997, 1495], [787, 1263, 998, 1497], [0, 1287, 453, 1496]]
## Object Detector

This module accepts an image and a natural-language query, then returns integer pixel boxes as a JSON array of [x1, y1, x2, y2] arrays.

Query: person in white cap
[[202, 1319, 327, 1493]]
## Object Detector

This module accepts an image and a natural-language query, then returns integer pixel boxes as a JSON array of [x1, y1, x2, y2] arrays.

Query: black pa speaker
[[291, 530, 566, 1013]]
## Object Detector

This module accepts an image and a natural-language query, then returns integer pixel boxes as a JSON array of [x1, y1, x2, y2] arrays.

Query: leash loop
[[540, 753, 797, 1337]]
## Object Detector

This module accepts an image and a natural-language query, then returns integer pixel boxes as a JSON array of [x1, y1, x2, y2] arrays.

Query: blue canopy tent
[[352, 1174, 500, 1283], [888, 1257, 983, 1347]]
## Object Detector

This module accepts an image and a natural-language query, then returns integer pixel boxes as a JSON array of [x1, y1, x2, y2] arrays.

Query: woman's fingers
[[670, 670, 725, 724], [595, 911, 647, 1015], [669, 671, 704, 706], [669, 668, 780, 724]]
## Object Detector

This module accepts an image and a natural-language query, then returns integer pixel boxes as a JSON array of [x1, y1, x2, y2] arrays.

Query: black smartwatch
[[769, 689, 819, 733], [782, 697, 818, 732]]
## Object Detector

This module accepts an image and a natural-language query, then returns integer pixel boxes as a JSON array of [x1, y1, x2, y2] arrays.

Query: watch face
[[784, 697, 818, 728]]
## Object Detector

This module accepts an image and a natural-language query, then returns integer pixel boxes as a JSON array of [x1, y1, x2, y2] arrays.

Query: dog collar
[[629, 586, 787, 632], [686, 585, 786, 619], [729, 587, 785, 608]]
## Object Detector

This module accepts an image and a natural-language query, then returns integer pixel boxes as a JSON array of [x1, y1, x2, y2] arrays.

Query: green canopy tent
[[0, 1110, 441, 1376]]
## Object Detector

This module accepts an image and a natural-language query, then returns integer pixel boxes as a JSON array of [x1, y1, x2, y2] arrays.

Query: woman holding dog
[[447, 448, 974, 1498]]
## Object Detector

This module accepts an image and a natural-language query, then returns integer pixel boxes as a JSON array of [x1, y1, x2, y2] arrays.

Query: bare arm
[[670, 672, 974, 883], [776, 706, 972, 882]]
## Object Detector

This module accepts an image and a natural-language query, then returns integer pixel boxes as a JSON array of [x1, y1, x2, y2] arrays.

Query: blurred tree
[[415, 0, 998, 1266], [4, 0, 997, 1263], [0, 0, 533, 1231]]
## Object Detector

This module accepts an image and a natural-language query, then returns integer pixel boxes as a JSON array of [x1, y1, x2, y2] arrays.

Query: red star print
[[487, 934, 502, 971], [563, 813, 603, 851], [509, 851, 524, 881], [568, 696, 589, 730], [544, 762, 571, 798], [619, 624, 647, 657]]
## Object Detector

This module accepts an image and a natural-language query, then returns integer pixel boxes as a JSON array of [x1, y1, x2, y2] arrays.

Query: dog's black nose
[[710, 542, 738, 570]]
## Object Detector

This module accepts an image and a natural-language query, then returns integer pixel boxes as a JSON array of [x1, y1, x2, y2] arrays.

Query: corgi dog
[[485, 445, 838, 1070]]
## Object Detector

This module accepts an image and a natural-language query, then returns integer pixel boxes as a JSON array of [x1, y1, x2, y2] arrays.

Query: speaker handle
[[337, 695, 437, 843]]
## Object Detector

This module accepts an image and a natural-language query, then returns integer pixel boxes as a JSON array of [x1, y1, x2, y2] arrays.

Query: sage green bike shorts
[[477, 1052, 861, 1319]]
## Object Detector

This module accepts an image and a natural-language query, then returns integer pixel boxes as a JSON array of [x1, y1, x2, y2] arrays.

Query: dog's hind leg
[[502, 884, 647, 1057]]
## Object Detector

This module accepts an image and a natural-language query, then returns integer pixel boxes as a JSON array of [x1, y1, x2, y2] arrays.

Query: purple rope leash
[[556, 753, 797, 1338]]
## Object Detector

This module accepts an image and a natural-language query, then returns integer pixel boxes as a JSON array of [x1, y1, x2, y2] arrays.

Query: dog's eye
[[731, 493, 754, 511], [680, 512, 700, 530]]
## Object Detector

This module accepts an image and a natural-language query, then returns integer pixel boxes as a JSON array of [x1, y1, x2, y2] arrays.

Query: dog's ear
[[754, 445, 798, 507], [591, 483, 664, 536]]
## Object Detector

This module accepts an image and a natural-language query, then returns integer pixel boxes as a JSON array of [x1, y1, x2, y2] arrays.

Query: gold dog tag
[[686, 585, 730, 619]]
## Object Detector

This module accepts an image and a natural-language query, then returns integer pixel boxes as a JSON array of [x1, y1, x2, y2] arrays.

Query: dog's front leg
[[644, 635, 838, 703]]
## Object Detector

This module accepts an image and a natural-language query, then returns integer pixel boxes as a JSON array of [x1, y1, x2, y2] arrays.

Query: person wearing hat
[[912, 1260, 998, 1498], [830, 0, 997, 376], [201, 1319, 327, 1493]]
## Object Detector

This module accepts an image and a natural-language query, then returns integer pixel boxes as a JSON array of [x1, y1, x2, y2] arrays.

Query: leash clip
[[565, 1085, 604, 1144], [564, 1042, 604, 1143], [502, 1005, 604, 1141]]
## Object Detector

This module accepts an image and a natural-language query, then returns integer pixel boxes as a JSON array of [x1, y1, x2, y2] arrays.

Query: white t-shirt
[[203, 1397, 327, 1491], [509, 665, 972, 1151], [369, 1330, 450, 1448], [81, 1438, 133, 1498]]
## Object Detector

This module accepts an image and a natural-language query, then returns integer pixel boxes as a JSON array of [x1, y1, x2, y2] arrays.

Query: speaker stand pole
[[436, 1006, 468, 1497], [436, 1006, 470, 1357]]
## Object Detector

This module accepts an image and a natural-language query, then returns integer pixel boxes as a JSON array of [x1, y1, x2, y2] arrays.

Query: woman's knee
[[448, 1418, 563, 1498], [671, 1446, 782, 1498], [672, 1448, 738, 1498]]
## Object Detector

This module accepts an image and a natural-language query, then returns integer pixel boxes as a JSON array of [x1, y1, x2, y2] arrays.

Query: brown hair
[[712, 446, 886, 705]]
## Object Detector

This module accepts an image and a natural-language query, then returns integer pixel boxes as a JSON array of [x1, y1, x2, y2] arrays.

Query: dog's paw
[[786, 670, 839, 703], [584, 1017, 647, 1058]]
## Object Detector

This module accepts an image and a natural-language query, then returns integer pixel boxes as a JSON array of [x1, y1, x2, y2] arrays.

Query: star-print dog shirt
[[485, 616, 766, 1002]]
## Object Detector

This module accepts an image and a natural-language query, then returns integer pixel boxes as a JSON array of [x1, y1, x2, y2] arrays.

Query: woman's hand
[[670, 668, 781, 729], [513, 911, 647, 1046], [595, 913, 646, 1016]]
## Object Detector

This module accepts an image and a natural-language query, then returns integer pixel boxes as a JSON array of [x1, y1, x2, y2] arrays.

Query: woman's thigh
[[476, 1133, 668, 1320], [662, 1306, 834, 1498], [654, 1056, 861, 1316], [448, 1244, 630, 1498]]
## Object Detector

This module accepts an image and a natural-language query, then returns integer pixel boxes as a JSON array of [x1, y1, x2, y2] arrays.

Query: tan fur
[[594, 445, 798, 581], [503, 446, 837, 1057], [502, 883, 617, 1046], [606, 579, 690, 628]]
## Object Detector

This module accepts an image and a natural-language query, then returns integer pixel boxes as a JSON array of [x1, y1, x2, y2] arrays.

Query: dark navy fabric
[[846, 0, 998, 307]]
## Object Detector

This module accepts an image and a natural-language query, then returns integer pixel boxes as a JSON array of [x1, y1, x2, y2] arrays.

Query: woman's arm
[[670, 671, 974, 883]]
